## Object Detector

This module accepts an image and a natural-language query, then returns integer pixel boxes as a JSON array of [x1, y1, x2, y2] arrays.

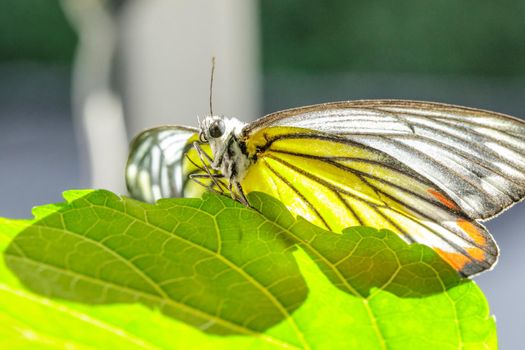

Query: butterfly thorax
[[217, 136, 252, 180], [199, 116, 252, 200]]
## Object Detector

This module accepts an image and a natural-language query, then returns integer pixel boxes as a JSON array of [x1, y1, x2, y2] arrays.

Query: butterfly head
[[199, 116, 226, 142], [198, 115, 246, 162]]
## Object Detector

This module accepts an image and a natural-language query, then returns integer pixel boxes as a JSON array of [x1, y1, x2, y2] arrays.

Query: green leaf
[[0, 190, 497, 349]]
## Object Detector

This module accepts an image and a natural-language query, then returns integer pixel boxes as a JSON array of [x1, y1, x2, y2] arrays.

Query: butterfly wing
[[126, 126, 225, 203], [243, 100, 525, 220], [240, 100, 525, 276]]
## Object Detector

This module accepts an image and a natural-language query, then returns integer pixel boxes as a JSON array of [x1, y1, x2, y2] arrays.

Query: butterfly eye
[[199, 130, 207, 143], [208, 119, 225, 138]]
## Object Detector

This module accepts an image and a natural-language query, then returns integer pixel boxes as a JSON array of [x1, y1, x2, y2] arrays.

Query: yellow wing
[[240, 126, 498, 276]]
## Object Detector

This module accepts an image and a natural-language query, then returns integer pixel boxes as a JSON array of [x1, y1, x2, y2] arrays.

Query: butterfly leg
[[192, 141, 228, 193], [189, 173, 227, 195], [225, 160, 249, 206], [184, 152, 228, 194], [225, 178, 249, 206], [193, 141, 215, 165], [235, 181, 249, 206], [186, 150, 226, 193]]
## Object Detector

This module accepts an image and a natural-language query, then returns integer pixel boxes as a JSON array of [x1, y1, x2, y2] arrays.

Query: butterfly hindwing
[[126, 126, 225, 203]]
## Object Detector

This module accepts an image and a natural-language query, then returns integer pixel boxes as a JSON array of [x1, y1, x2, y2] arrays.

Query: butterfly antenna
[[209, 56, 216, 116]]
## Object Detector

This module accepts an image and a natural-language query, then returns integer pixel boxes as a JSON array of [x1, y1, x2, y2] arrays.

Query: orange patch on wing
[[466, 247, 485, 261], [457, 219, 487, 245], [436, 249, 470, 271], [435, 248, 485, 272], [427, 188, 460, 210]]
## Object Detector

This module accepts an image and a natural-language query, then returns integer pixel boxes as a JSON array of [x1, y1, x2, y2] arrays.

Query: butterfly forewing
[[243, 100, 525, 221]]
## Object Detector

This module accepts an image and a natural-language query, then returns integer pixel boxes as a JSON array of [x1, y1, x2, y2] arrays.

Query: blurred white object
[[120, 0, 261, 135], [61, 0, 129, 193], [83, 90, 128, 191], [62, 0, 260, 193]]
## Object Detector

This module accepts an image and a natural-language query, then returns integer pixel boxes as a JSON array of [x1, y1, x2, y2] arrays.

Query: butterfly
[[126, 99, 525, 277]]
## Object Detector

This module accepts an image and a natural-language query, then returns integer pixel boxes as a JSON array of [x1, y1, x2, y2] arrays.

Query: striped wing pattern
[[241, 126, 497, 276], [244, 100, 525, 221], [240, 101, 525, 276], [126, 126, 222, 203]]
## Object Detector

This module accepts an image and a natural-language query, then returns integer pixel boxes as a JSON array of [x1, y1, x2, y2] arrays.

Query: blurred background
[[0, 0, 524, 347]]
